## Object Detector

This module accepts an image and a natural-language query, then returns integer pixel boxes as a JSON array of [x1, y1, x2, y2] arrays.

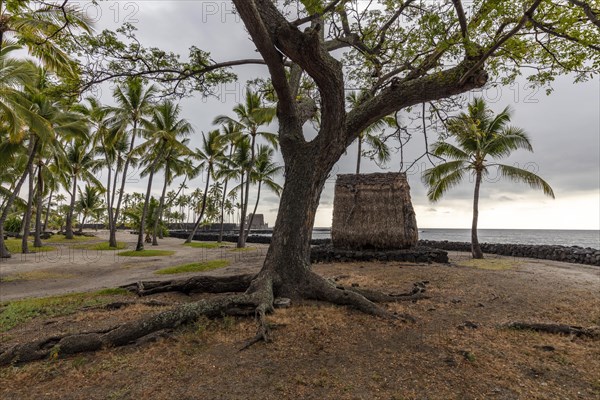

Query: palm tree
[[244, 145, 282, 241], [63, 137, 101, 239], [152, 147, 196, 245], [213, 89, 276, 247], [135, 100, 193, 251], [185, 129, 225, 243], [214, 121, 242, 242], [0, 0, 92, 78], [346, 91, 394, 174], [76, 184, 105, 232], [423, 98, 555, 259], [107, 78, 156, 248]]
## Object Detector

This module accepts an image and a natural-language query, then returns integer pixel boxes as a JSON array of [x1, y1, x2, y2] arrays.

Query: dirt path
[[0, 231, 267, 301]]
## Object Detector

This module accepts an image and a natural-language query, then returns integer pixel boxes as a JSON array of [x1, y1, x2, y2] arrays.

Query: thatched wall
[[331, 172, 418, 250]]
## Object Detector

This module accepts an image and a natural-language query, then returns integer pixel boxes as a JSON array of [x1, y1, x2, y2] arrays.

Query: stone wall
[[418, 240, 600, 266]]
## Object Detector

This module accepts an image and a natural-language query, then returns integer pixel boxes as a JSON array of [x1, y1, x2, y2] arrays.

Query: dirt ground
[[0, 232, 599, 400], [0, 231, 267, 301]]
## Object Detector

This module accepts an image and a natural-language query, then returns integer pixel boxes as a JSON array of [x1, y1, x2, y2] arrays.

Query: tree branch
[[458, 0, 544, 85], [567, 0, 600, 29]]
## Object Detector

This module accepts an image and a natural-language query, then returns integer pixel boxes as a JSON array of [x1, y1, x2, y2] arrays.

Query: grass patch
[[1, 270, 76, 283], [460, 258, 517, 270], [0, 288, 131, 332], [155, 259, 230, 275], [4, 239, 55, 253], [45, 234, 95, 243], [118, 249, 175, 257], [183, 241, 227, 249], [72, 242, 127, 250]]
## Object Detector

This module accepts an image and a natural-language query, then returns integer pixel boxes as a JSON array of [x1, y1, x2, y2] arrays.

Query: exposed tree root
[[0, 271, 424, 365], [505, 322, 600, 338], [120, 274, 255, 296]]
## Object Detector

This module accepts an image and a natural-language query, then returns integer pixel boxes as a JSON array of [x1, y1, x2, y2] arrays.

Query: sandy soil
[[0, 230, 267, 301], [0, 234, 599, 399]]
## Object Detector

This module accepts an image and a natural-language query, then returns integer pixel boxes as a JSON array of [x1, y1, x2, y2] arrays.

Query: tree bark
[[64, 173, 78, 239], [111, 120, 138, 247], [33, 161, 44, 247], [43, 189, 53, 231], [471, 170, 484, 259], [21, 163, 35, 253], [136, 165, 156, 251], [237, 134, 256, 248], [356, 136, 362, 174], [185, 165, 212, 243], [0, 139, 37, 258], [245, 181, 262, 241], [218, 178, 229, 242], [152, 170, 169, 245]]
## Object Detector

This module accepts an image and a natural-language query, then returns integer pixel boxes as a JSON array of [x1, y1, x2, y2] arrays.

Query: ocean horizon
[[310, 228, 600, 249]]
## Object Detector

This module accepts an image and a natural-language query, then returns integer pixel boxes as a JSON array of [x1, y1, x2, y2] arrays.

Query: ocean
[[311, 228, 600, 249]]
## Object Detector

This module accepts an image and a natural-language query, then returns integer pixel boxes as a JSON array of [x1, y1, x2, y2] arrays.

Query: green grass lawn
[[45, 234, 95, 243], [4, 238, 55, 253], [155, 259, 230, 275], [72, 242, 127, 250], [117, 249, 175, 257], [183, 241, 229, 249], [0, 288, 130, 332]]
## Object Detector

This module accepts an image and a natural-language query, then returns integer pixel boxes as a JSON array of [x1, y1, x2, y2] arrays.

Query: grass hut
[[331, 172, 418, 250]]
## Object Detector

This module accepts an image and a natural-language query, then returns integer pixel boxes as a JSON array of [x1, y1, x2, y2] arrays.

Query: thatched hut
[[331, 172, 418, 250]]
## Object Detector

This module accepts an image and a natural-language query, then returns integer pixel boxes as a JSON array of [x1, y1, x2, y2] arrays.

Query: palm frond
[[496, 164, 555, 198]]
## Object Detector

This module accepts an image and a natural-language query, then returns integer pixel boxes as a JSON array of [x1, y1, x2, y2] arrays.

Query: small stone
[[351, 283, 360, 287]]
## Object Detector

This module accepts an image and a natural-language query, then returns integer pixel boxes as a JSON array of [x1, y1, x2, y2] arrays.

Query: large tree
[[3, 0, 599, 363]]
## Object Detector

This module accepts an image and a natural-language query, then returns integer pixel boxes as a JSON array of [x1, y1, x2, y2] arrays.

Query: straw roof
[[331, 172, 418, 250]]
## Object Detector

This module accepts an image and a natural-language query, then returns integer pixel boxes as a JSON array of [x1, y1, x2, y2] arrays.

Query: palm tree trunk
[[33, 162, 44, 247], [0, 138, 37, 258], [43, 189, 53, 231], [105, 165, 115, 245], [356, 137, 362, 174], [236, 169, 249, 248], [65, 174, 78, 239], [218, 178, 229, 242], [153, 173, 169, 245], [111, 120, 138, 247], [244, 181, 262, 241], [185, 167, 212, 243], [471, 171, 484, 259], [21, 163, 35, 253], [136, 165, 156, 251]]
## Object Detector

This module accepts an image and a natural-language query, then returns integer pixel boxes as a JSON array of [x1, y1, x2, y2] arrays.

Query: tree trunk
[[21, 163, 35, 253], [218, 178, 229, 242], [237, 134, 256, 248], [136, 166, 156, 251], [185, 166, 212, 243], [33, 162, 44, 247], [0, 139, 37, 258], [105, 164, 115, 246], [65, 174, 78, 239], [108, 157, 121, 247], [471, 170, 484, 259], [245, 181, 262, 241], [111, 120, 138, 247], [356, 136, 362, 174], [236, 171, 247, 248], [78, 214, 86, 233], [43, 189, 53, 231], [153, 171, 169, 245]]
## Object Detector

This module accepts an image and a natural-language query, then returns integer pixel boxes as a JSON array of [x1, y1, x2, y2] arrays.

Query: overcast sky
[[83, 1, 599, 230]]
